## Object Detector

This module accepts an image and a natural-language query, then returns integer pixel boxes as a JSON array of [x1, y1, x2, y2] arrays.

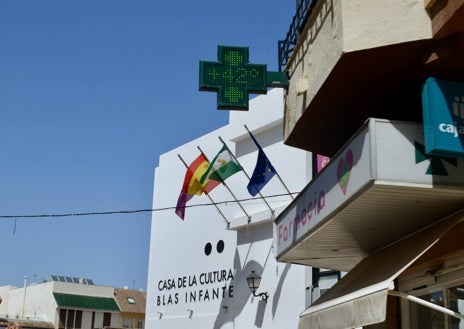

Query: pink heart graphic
[[337, 149, 353, 195]]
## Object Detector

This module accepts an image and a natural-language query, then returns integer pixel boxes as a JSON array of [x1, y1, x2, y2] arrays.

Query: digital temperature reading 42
[[199, 45, 289, 111]]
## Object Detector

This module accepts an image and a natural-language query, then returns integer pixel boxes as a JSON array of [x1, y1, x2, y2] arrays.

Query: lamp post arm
[[253, 291, 269, 302]]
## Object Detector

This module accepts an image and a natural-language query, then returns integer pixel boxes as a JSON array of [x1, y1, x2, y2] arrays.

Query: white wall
[[146, 89, 310, 329], [82, 311, 93, 329], [0, 282, 57, 322], [341, 0, 432, 52], [0, 286, 15, 318], [53, 281, 114, 298], [111, 313, 122, 328], [0, 281, 120, 329]]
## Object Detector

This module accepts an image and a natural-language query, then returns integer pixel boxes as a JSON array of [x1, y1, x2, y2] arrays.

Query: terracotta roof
[[113, 288, 146, 314]]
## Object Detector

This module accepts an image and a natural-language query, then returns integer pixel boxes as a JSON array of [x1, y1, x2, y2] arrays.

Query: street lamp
[[246, 271, 269, 302]]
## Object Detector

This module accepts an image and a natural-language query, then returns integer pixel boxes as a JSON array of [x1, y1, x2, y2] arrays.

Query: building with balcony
[[0, 277, 145, 329], [275, 0, 464, 328]]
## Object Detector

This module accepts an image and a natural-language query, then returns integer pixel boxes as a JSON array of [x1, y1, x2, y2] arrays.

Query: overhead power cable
[[0, 192, 299, 220]]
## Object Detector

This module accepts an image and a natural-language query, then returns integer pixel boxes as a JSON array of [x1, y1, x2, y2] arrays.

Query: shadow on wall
[[272, 263, 291, 318], [212, 250, 292, 328], [213, 252, 265, 329]]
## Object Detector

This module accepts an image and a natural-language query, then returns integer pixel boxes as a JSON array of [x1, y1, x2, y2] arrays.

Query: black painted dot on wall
[[204, 242, 212, 256], [216, 240, 225, 253]]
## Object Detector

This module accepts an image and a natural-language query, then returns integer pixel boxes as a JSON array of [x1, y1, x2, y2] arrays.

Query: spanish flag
[[175, 154, 220, 219]]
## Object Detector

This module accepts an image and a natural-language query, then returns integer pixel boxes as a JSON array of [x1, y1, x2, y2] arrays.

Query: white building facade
[[146, 89, 310, 329], [0, 279, 144, 329]]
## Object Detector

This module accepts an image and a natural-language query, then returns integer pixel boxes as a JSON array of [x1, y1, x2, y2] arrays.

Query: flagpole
[[197, 146, 251, 223], [218, 136, 275, 219], [244, 125, 295, 200], [177, 154, 230, 227]]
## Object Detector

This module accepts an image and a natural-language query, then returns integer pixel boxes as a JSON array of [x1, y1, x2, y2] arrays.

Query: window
[[58, 309, 83, 329], [66, 310, 75, 329], [59, 309, 66, 329], [74, 311, 82, 329], [409, 291, 445, 329], [91, 312, 95, 329], [123, 318, 131, 328], [103, 312, 111, 327], [137, 320, 143, 329], [127, 297, 135, 304], [309, 267, 341, 305], [407, 284, 464, 329], [447, 285, 464, 329]]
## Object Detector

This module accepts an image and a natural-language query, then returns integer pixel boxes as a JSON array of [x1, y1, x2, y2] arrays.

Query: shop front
[[275, 118, 464, 329]]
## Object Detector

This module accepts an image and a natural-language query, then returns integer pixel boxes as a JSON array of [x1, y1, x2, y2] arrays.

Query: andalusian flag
[[200, 144, 242, 184], [175, 154, 220, 219]]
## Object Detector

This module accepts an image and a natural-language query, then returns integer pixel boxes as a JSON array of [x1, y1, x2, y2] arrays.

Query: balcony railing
[[278, 0, 318, 72]]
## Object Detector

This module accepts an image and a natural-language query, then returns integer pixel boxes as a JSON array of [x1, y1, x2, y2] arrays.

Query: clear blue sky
[[0, 1, 294, 290]]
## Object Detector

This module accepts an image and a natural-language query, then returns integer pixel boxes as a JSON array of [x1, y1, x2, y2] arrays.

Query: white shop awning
[[298, 209, 464, 329]]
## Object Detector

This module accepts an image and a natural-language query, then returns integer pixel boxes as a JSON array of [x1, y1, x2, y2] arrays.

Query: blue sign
[[422, 77, 464, 158]]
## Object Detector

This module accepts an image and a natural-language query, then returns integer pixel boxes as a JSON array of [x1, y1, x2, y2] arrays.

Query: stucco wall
[[284, 0, 432, 141], [341, 0, 432, 51], [0, 282, 56, 322], [53, 281, 114, 298], [146, 89, 310, 329]]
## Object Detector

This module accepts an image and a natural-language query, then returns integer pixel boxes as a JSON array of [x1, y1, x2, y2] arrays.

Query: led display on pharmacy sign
[[199, 45, 288, 110], [422, 77, 464, 158]]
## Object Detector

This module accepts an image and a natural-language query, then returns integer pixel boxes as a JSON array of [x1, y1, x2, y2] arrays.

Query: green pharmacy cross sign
[[199, 45, 289, 110]]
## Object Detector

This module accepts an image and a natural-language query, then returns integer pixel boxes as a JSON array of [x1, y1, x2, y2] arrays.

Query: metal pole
[[389, 290, 464, 321], [219, 136, 275, 219], [244, 125, 294, 199], [22, 275, 27, 318], [197, 146, 250, 223]]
